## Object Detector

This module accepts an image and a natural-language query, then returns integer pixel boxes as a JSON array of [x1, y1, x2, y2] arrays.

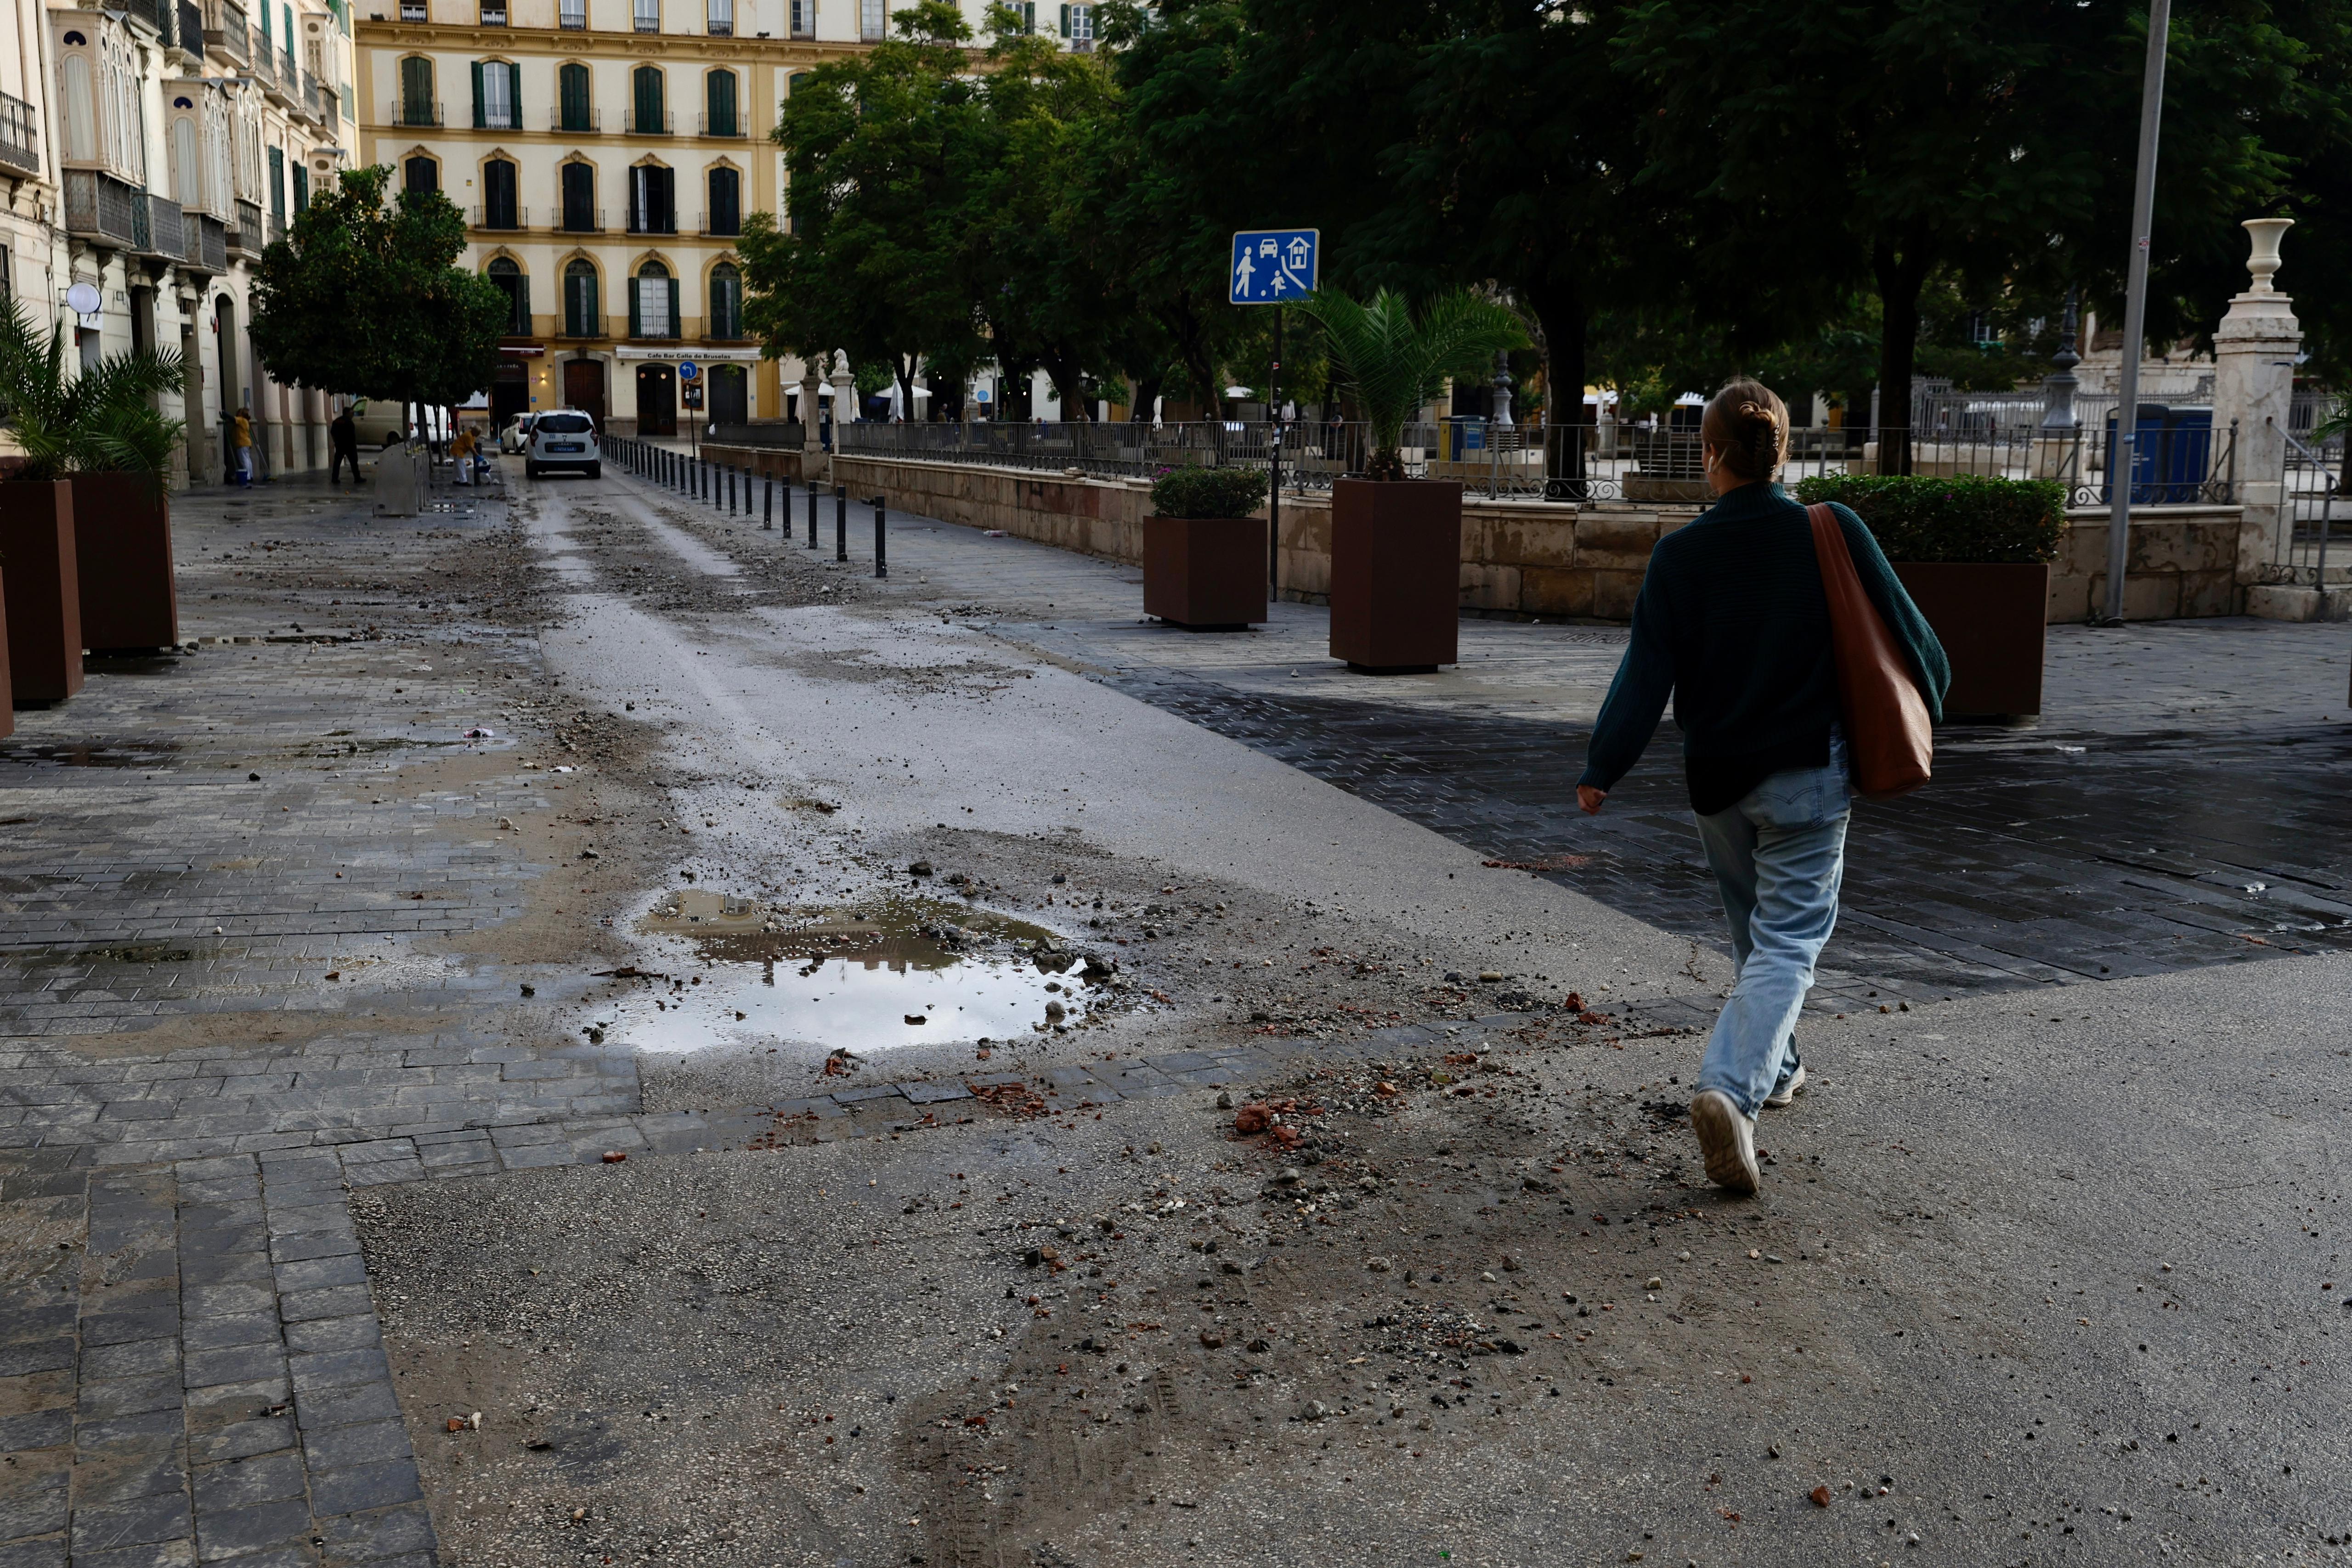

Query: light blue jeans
[[1692, 732, 1851, 1118]]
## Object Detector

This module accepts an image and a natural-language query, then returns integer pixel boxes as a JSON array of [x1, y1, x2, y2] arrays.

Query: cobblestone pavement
[[8, 460, 2349, 1568]]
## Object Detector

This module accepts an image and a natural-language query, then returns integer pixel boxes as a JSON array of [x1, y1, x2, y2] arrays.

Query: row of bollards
[[607, 436, 886, 580]]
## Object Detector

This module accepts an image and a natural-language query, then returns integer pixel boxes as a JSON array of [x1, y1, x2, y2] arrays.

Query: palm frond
[[0, 300, 187, 479], [1300, 288, 1527, 465]]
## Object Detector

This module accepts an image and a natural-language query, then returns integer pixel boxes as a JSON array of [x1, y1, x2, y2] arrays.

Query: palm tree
[[0, 301, 187, 483], [1298, 288, 1526, 481]]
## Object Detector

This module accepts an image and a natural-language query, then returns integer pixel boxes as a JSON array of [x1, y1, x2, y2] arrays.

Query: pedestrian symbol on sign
[[1229, 229, 1318, 306]]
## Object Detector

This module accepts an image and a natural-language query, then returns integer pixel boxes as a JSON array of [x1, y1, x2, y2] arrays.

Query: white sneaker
[[1764, 1063, 1807, 1108], [1690, 1089, 1760, 1195]]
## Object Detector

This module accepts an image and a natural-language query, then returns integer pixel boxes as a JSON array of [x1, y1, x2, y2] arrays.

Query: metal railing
[[394, 99, 442, 126], [631, 109, 674, 135], [63, 169, 141, 248], [204, 0, 249, 63], [834, 414, 2244, 507], [146, 194, 185, 258], [560, 313, 603, 338], [190, 211, 227, 271], [471, 204, 527, 229], [228, 196, 263, 255], [626, 210, 678, 235], [558, 206, 603, 231], [551, 106, 600, 131], [707, 422, 806, 448], [0, 94, 38, 177], [698, 111, 743, 136], [2278, 427, 2350, 584], [699, 210, 739, 236], [174, 0, 204, 54]]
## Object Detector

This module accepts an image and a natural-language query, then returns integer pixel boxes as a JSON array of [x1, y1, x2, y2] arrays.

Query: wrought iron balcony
[[228, 196, 264, 256], [551, 106, 600, 131], [471, 204, 528, 230], [145, 194, 186, 258], [558, 206, 603, 232], [0, 94, 38, 178], [187, 212, 228, 272], [174, 0, 204, 57], [394, 99, 442, 127], [64, 169, 142, 248], [697, 111, 743, 136], [204, 0, 250, 64]]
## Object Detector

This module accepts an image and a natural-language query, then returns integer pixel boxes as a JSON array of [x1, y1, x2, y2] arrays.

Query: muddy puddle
[[598, 891, 1102, 1054]]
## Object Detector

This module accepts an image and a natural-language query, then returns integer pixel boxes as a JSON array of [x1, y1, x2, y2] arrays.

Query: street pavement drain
[[1106, 669, 2352, 1003], [596, 892, 1105, 1054]]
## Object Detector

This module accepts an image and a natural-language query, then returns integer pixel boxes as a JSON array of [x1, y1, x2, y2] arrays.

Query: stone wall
[[696, 445, 2250, 624]]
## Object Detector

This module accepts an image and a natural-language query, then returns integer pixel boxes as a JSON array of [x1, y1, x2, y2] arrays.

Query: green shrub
[[1150, 464, 1270, 519], [1792, 473, 2065, 564]]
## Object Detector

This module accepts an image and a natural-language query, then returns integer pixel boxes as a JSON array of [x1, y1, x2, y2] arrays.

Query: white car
[[526, 410, 601, 479], [500, 414, 537, 454]]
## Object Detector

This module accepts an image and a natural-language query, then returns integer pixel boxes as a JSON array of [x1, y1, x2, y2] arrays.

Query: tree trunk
[[1523, 279, 1587, 488], [1045, 352, 1088, 421], [1872, 234, 1931, 477], [1129, 371, 1163, 423], [894, 353, 917, 422]]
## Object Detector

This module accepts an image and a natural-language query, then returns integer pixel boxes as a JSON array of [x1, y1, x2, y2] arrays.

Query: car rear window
[[537, 413, 592, 434]]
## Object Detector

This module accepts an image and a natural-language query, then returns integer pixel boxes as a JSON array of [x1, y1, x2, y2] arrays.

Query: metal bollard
[[805, 480, 819, 548], [727, 466, 735, 514], [763, 475, 774, 529], [834, 484, 848, 562], [872, 494, 887, 579]]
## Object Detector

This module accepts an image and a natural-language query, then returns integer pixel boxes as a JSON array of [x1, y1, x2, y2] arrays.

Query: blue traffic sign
[[1230, 229, 1318, 305], [678, 360, 701, 380]]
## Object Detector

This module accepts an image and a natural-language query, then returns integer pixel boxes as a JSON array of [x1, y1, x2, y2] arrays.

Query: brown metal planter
[[1143, 515, 1267, 630], [0, 479, 84, 705], [1329, 477, 1463, 673], [1892, 561, 2050, 718], [71, 472, 180, 653], [0, 563, 13, 737]]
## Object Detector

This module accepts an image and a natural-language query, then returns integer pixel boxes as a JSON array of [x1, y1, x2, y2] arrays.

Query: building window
[[704, 70, 736, 136], [860, 0, 882, 39], [560, 161, 594, 229], [789, 0, 814, 36], [559, 63, 593, 131], [1060, 3, 1091, 47], [474, 60, 519, 130], [564, 257, 598, 335], [404, 154, 437, 195], [708, 261, 741, 339], [489, 256, 529, 334], [705, 166, 738, 235], [400, 0, 425, 20], [399, 56, 435, 126], [559, 0, 586, 27], [268, 145, 284, 220], [632, 66, 665, 134], [706, 0, 731, 34], [628, 163, 674, 233], [481, 0, 508, 23], [170, 115, 201, 209], [634, 0, 659, 32], [632, 260, 674, 338], [62, 55, 96, 162], [483, 157, 518, 227], [293, 163, 309, 211]]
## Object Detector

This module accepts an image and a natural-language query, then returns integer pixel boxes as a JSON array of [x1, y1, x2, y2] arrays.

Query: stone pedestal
[[800, 365, 822, 469], [2212, 218, 2301, 585], [828, 354, 856, 482]]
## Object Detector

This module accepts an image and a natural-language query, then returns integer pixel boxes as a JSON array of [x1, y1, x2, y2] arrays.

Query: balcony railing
[[173, 0, 204, 55], [630, 109, 673, 135], [228, 196, 263, 255], [551, 106, 600, 131], [394, 99, 442, 127], [146, 194, 186, 258], [697, 112, 742, 136], [63, 169, 141, 248], [626, 210, 677, 235], [560, 313, 602, 338], [188, 211, 227, 271], [250, 40, 276, 87], [204, 0, 250, 65], [559, 1, 586, 26], [480, 3, 508, 22], [699, 210, 740, 237], [471, 204, 527, 230], [558, 206, 603, 232], [301, 75, 328, 121], [0, 94, 38, 178]]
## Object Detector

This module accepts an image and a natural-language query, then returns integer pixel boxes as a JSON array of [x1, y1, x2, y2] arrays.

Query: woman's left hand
[[1577, 785, 1607, 815]]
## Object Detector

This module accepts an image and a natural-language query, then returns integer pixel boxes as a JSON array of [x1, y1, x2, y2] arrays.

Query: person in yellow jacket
[[232, 408, 255, 486]]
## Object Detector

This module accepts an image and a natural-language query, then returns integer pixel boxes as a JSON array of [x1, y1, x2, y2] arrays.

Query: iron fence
[[2278, 427, 2349, 584], [708, 422, 806, 449], [834, 415, 2238, 506], [0, 93, 40, 177]]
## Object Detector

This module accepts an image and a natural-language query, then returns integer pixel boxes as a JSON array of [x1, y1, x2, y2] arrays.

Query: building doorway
[[635, 363, 676, 436], [491, 359, 529, 429], [563, 357, 607, 425], [707, 364, 746, 427]]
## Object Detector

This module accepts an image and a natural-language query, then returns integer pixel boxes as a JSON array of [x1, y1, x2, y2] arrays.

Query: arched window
[[706, 0, 732, 35], [488, 256, 529, 335], [474, 59, 519, 130], [560, 161, 595, 231], [170, 113, 201, 209], [632, 259, 674, 339], [628, 163, 674, 234], [482, 158, 518, 228], [564, 258, 599, 337], [62, 54, 96, 163], [704, 69, 737, 135], [559, 62, 593, 132], [705, 167, 739, 236], [707, 262, 741, 340], [404, 155, 438, 195], [399, 56, 435, 126], [632, 66, 665, 135]]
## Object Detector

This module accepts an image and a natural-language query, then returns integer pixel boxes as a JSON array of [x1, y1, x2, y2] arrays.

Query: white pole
[[2104, 0, 2171, 624]]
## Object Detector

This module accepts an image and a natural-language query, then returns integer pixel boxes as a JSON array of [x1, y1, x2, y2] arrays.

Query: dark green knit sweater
[[1578, 480, 1951, 814]]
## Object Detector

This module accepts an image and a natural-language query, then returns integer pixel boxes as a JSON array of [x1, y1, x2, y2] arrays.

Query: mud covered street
[[3, 459, 2347, 1568]]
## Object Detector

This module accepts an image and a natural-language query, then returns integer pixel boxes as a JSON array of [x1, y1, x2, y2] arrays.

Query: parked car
[[499, 414, 537, 453], [526, 409, 601, 479]]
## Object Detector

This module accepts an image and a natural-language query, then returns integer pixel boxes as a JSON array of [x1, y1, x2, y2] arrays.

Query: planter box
[[1891, 561, 2050, 718], [1330, 478, 1463, 672], [0, 479, 84, 705], [1143, 515, 1266, 629], [0, 562, 12, 737], [71, 472, 179, 653]]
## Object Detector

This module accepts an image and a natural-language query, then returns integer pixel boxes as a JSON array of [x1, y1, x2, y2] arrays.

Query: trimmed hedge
[[1792, 474, 2065, 565], [1151, 464, 1269, 519]]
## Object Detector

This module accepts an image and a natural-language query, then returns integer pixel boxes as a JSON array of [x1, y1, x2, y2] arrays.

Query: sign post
[[1230, 229, 1319, 597], [679, 360, 701, 458]]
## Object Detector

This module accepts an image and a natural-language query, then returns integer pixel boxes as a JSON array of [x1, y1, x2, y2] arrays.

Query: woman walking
[[1576, 380, 1949, 1194]]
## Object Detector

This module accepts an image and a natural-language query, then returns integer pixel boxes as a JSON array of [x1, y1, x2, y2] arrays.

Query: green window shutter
[[629, 281, 640, 339], [668, 278, 679, 338], [1058, 4, 1069, 36], [472, 62, 486, 129], [509, 62, 522, 126], [515, 274, 531, 334], [293, 164, 308, 211]]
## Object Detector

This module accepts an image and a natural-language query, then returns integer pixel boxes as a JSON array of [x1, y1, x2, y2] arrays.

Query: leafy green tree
[[250, 165, 505, 419], [1300, 288, 1526, 478]]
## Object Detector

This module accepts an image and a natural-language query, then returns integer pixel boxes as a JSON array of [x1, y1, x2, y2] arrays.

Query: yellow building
[[354, 0, 1025, 435]]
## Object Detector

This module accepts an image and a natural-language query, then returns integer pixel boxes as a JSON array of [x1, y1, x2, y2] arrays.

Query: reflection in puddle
[[606, 893, 1101, 1054], [0, 741, 182, 768]]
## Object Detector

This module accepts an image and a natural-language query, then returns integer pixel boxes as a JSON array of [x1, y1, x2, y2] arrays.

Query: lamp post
[[2103, 0, 2172, 625]]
